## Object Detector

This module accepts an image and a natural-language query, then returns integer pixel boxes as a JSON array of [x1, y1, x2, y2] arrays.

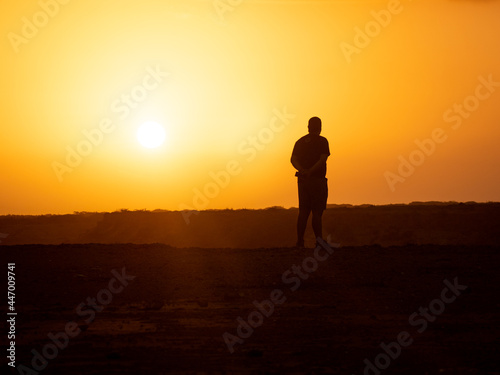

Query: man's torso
[[292, 134, 330, 179]]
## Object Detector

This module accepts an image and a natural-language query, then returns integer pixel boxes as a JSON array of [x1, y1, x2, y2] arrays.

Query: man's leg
[[311, 209, 324, 242], [296, 180, 311, 247], [311, 178, 327, 244], [297, 208, 310, 247]]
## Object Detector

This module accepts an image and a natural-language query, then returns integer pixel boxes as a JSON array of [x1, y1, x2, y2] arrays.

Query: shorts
[[297, 177, 328, 211]]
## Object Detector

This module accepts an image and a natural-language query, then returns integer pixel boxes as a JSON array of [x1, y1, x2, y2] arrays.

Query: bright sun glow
[[137, 121, 166, 149], [2, 1, 500, 215]]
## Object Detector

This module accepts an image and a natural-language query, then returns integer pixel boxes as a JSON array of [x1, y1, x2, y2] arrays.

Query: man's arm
[[305, 154, 329, 176], [291, 155, 306, 173]]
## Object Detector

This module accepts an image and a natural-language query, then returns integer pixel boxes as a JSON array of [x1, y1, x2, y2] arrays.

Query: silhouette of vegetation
[[1, 202, 499, 247]]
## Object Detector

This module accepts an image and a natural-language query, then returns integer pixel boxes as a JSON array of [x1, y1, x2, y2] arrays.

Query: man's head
[[308, 117, 322, 135]]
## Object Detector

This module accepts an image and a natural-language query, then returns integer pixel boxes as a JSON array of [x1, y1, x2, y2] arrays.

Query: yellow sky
[[1, 0, 499, 215]]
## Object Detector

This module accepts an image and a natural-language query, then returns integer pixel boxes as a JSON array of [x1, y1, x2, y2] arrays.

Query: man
[[291, 117, 330, 248]]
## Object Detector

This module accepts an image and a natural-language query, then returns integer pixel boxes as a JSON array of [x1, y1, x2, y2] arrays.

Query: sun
[[137, 121, 166, 149]]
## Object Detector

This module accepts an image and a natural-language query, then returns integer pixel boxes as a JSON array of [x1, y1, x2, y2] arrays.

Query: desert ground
[[2, 203, 500, 374]]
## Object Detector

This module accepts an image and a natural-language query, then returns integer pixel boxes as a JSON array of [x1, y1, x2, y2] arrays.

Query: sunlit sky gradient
[[1, 0, 499, 215]]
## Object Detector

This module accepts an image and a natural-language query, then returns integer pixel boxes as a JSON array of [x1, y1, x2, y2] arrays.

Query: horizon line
[[1, 200, 499, 217]]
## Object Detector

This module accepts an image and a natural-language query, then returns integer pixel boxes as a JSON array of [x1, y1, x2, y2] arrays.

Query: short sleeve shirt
[[291, 134, 330, 179]]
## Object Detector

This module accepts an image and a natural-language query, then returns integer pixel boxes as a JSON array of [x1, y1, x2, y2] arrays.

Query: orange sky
[[1, 0, 499, 215]]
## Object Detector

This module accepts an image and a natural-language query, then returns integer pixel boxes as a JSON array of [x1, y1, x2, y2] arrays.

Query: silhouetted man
[[291, 117, 330, 248]]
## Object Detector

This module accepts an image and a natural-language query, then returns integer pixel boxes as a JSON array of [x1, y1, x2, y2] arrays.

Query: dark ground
[[3, 243, 500, 374]]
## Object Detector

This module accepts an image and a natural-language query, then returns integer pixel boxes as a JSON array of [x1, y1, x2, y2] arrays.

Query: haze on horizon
[[1, 0, 499, 215]]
